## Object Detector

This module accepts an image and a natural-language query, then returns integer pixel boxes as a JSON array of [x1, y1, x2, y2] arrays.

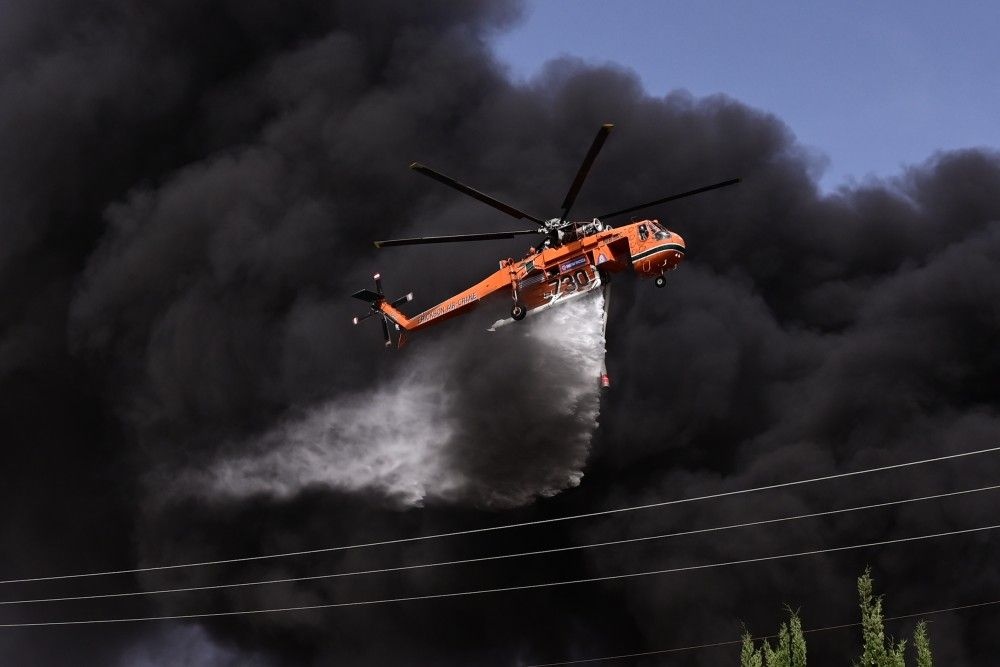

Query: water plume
[[200, 290, 606, 507]]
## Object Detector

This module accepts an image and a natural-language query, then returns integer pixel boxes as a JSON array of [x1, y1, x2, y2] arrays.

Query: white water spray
[[197, 291, 607, 507]]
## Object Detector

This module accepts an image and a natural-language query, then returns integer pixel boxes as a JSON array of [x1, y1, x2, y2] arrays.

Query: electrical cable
[[2, 483, 997, 607], [2, 444, 997, 586], [1, 522, 997, 627]]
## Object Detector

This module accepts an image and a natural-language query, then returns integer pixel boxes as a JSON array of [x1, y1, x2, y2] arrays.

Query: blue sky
[[491, 1, 1000, 191]]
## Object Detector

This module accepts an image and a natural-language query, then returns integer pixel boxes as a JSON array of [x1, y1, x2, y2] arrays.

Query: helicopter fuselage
[[379, 219, 685, 339]]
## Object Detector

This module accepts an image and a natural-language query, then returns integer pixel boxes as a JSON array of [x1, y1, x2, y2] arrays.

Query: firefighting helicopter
[[352, 123, 739, 385]]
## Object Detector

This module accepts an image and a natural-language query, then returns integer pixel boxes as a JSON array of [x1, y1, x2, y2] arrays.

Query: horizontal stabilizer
[[391, 293, 414, 307], [352, 289, 382, 303]]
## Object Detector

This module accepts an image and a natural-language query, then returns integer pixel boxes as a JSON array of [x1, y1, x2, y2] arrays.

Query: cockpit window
[[638, 224, 649, 241], [650, 221, 671, 240]]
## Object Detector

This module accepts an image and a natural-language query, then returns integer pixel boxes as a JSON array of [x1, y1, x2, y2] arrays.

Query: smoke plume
[[1, 0, 999, 665]]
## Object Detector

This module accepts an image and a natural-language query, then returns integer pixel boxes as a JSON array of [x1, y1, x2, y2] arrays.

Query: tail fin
[[351, 273, 413, 348]]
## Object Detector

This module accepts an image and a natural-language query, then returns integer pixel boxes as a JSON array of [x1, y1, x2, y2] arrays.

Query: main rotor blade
[[560, 123, 614, 223], [380, 315, 391, 347], [598, 177, 741, 220], [375, 229, 542, 248], [410, 163, 545, 224]]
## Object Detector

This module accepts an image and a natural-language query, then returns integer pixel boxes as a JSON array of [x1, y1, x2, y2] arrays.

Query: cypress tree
[[743, 609, 807, 667], [913, 620, 932, 667], [741, 631, 764, 667], [763, 625, 784, 665], [787, 610, 807, 667], [857, 568, 906, 667], [739, 569, 934, 666]]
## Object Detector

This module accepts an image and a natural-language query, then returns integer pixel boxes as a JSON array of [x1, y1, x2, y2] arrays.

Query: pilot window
[[638, 224, 649, 241], [650, 221, 671, 240]]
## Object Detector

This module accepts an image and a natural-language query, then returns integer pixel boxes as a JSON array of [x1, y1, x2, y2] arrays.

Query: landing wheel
[[511, 302, 527, 321], [654, 275, 667, 289]]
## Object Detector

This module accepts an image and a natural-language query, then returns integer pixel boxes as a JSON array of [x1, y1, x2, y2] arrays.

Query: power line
[[2, 444, 997, 587], [1, 522, 996, 628], [523, 599, 1000, 666], [3, 483, 998, 607]]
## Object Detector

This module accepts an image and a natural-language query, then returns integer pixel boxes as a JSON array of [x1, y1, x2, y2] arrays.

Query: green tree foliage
[[740, 569, 935, 666], [788, 612, 808, 666], [913, 621, 932, 667], [856, 568, 906, 667], [742, 631, 764, 667], [741, 609, 807, 667]]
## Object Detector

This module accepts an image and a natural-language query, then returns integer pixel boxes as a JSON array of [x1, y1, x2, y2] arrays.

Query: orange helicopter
[[352, 123, 739, 386]]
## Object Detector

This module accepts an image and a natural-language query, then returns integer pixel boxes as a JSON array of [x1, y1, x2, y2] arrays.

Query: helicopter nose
[[665, 231, 685, 268], [633, 229, 686, 275]]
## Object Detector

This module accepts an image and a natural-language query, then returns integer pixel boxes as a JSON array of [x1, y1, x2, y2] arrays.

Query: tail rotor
[[351, 273, 412, 348]]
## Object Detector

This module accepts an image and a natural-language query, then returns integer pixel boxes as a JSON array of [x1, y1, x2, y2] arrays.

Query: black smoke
[[1, 1, 999, 665]]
